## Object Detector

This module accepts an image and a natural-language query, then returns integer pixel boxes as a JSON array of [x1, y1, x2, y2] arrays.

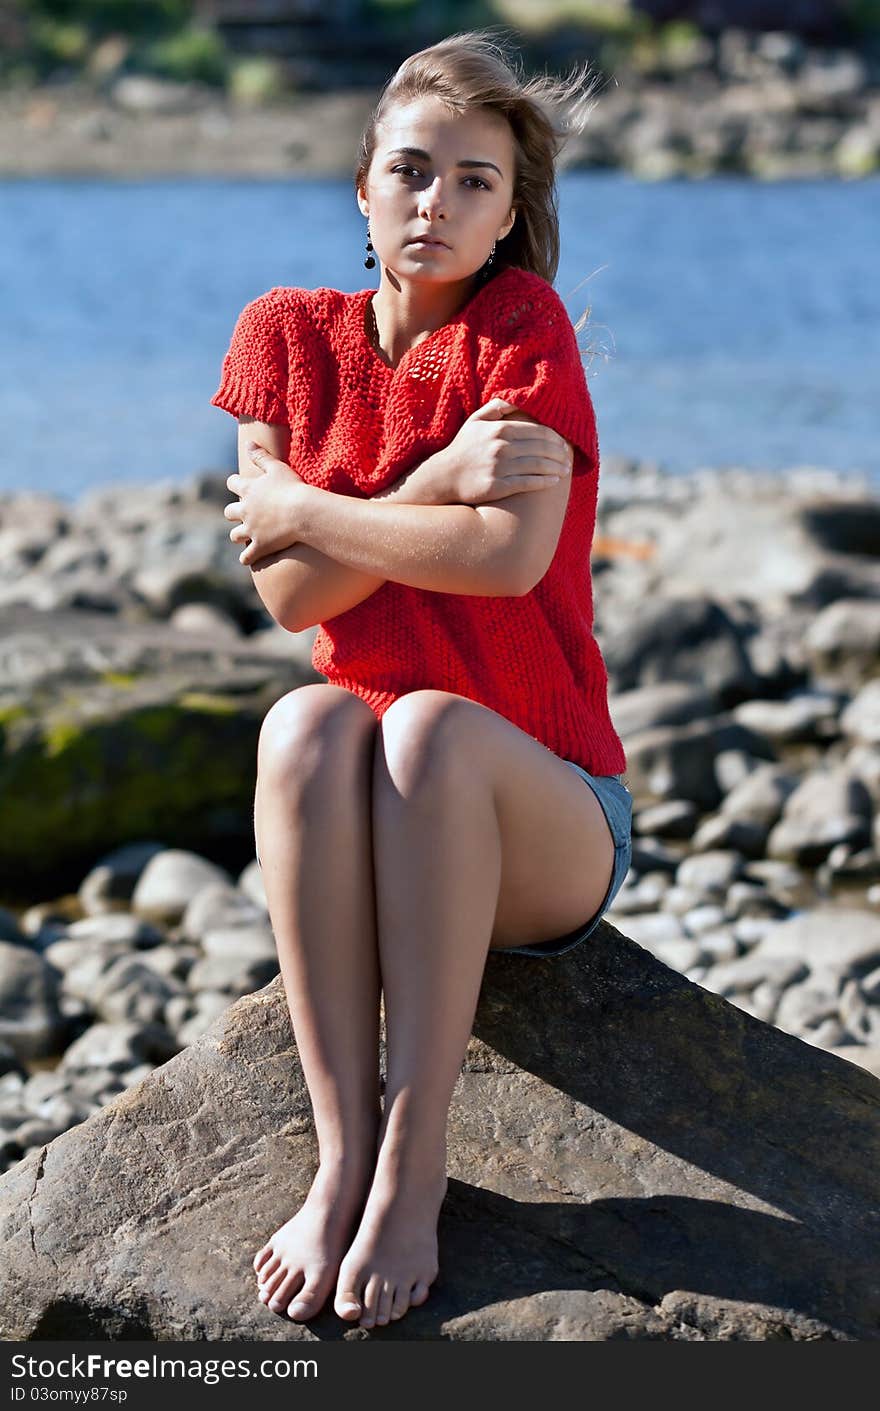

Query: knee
[[377, 690, 472, 795], [258, 684, 377, 785]]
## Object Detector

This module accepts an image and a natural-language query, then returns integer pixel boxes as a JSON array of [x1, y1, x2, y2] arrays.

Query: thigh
[[378, 690, 619, 951]]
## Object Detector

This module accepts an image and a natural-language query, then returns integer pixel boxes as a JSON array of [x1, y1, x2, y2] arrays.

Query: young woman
[[211, 30, 630, 1331]]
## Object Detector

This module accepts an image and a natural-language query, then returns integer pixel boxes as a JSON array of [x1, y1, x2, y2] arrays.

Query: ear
[[500, 206, 517, 241], [356, 186, 369, 220]]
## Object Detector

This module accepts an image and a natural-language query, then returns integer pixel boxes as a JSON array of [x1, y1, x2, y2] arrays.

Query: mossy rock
[[0, 677, 299, 898]]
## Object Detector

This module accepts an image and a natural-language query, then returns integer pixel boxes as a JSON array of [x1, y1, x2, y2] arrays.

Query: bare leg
[[334, 690, 618, 1328], [334, 694, 503, 1327], [252, 684, 382, 1321]]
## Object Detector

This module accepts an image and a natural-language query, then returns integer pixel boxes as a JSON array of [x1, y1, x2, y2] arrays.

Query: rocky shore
[[1, 26, 878, 179], [1, 454, 880, 1182]]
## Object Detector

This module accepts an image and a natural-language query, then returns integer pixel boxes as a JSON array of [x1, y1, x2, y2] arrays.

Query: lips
[[408, 236, 450, 248]]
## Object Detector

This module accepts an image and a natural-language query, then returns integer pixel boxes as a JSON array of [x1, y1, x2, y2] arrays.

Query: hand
[[437, 398, 574, 505], [224, 441, 308, 566]]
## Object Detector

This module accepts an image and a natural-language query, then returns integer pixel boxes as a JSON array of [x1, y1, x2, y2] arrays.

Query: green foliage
[[848, 0, 880, 33], [21, 1, 193, 42], [139, 23, 229, 86], [228, 56, 287, 106], [488, 0, 644, 38], [30, 17, 90, 66]]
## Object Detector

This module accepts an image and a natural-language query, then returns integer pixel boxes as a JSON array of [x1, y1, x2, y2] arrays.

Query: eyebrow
[[386, 146, 503, 178]]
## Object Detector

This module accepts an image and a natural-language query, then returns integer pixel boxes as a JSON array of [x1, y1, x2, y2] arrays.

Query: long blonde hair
[[353, 27, 603, 289]]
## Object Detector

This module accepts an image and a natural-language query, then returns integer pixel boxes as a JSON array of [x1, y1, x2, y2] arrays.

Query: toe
[[257, 1255, 280, 1288], [359, 1273, 383, 1328], [410, 1280, 431, 1307], [253, 1244, 273, 1275], [259, 1266, 288, 1305], [334, 1267, 364, 1321], [374, 1280, 395, 1326], [390, 1284, 412, 1320], [287, 1276, 330, 1322], [267, 1271, 304, 1314]]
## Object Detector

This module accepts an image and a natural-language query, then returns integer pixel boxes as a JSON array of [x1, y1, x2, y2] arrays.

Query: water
[[1, 171, 878, 501]]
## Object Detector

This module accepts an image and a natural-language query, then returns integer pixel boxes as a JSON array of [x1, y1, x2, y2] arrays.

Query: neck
[[370, 274, 480, 362]]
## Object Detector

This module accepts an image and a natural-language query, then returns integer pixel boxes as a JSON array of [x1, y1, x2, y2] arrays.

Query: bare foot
[[254, 1160, 374, 1321], [333, 1148, 447, 1328]]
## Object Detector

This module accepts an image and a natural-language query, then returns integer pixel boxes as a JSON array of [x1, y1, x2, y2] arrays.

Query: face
[[357, 95, 517, 288]]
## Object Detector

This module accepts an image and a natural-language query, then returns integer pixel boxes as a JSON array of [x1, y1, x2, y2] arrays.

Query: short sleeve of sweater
[[210, 289, 289, 425], [475, 279, 598, 477]]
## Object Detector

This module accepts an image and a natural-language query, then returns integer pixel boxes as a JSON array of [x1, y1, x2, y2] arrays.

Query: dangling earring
[[487, 240, 497, 268], [364, 222, 376, 270]]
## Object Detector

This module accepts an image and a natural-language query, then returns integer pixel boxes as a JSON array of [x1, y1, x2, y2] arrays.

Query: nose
[[417, 175, 447, 221]]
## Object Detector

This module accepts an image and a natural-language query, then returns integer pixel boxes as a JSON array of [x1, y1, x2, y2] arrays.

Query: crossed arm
[[232, 412, 573, 634]]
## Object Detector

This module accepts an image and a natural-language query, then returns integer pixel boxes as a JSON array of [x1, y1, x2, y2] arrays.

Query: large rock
[[637, 487, 880, 608], [0, 607, 317, 896], [1, 923, 877, 1341], [601, 595, 760, 704]]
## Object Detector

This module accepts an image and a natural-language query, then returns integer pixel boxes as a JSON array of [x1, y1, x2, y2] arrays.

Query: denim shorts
[[499, 765, 633, 959]]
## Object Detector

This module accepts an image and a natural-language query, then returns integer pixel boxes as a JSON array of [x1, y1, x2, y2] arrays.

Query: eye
[[463, 176, 491, 191], [391, 164, 421, 178]]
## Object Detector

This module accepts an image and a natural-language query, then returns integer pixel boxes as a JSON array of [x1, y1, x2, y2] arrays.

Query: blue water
[[1, 172, 878, 500]]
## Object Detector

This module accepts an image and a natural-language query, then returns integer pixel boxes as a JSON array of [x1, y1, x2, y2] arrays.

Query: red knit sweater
[[211, 265, 626, 775]]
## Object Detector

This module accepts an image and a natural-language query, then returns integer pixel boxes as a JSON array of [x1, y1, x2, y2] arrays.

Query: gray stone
[[630, 838, 686, 875], [238, 859, 268, 912], [134, 943, 199, 982], [180, 883, 267, 944], [42, 937, 131, 978], [634, 799, 698, 839], [176, 993, 236, 1047], [201, 925, 277, 962], [659, 885, 708, 917], [601, 595, 760, 702], [767, 767, 873, 865], [841, 681, 880, 746], [805, 599, 880, 686], [690, 813, 768, 857], [844, 744, 880, 808], [1, 932, 878, 1340], [719, 763, 800, 827], [732, 691, 842, 743], [59, 1021, 179, 1075], [702, 951, 809, 999], [186, 953, 278, 997], [90, 956, 187, 1027], [695, 930, 740, 965], [169, 603, 242, 639], [0, 942, 64, 1061], [676, 851, 744, 897], [78, 842, 166, 915], [131, 851, 233, 926], [682, 905, 727, 938], [775, 975, 843, 1038], [724, 881, 788, 920], [63, 913, 165, 948], [608, 872, 671, 916], [626, 715, 774, 811], [607, 682, 716, 739], [758, 909, 880, 979]]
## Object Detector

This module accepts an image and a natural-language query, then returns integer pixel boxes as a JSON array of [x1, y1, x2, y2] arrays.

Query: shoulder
[[243, 284, 359, 343], [470, 269, 582, 376], [473, 267, 570, 340]]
